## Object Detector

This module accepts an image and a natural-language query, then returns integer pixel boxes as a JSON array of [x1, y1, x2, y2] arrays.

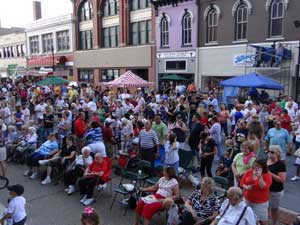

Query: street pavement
[[0, 154, 299, 225]]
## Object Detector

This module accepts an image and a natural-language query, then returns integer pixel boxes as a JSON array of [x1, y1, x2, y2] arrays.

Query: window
[[103, 0, 118, 16], [182, 12, 192, 46], [29, 36, 39, 54], [160, 15, 169, 47], [102, 26, 119, 48], [235, 4, 248, 41], [166, 60, 186, 71], [207, 8, 218, 43], [101, 69, 119, 82], [79, 30, 93, 50], [130, 20, 151, 45], [42, 33, 53, 53], [269, 0, 284, 37], [79, 1, 93, 22], [131, 0, 150, 11], [57, 30, 70, 51], [78, 69, 94, 82]]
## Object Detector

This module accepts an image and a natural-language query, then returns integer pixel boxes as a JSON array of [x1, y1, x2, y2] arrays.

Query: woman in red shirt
[[240, 158, 272, 225], [280, 109, 291, 133], [78, 153, 109, 206]]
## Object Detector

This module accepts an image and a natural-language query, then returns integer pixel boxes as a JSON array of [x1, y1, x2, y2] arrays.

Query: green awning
[[160, 74, 189, 81], [36, 76, 68, 86]]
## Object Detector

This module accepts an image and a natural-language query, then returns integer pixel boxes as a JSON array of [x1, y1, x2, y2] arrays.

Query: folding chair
[[178, 149, 193, 181], [110, 170, 138, 216], [131, 160, 151, 187], [213, 176, 230, 203], [145, 165, 164, 186]]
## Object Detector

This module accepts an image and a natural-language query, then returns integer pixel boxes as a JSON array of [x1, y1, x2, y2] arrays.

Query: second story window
[[235, 4, 248, 41], [269, 0, 284, 37], [79, 30, 93, 50], [160, 15, 169, 47], [29, 36, 39, 54], [207, 8, 218, 43], [131, 0, 150, 11], [79, 1, 93, 22], [103, 0, 118, 16], [130, 20, 151, 45], [182, 11, 192, 46], [42, 33, 53, 53], [102, 26, 119, 48], [57, 30, 70, 52]]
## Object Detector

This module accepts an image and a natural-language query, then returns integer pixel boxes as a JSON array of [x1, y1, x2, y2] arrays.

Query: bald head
[[227, 187, 243, 205]]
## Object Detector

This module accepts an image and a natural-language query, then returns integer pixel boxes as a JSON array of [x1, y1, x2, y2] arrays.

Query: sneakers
[[97, 183, 107, 191], [83, 198, 94, 206], [41, 177, 52, 185], [64, 187, 69, 193], [30, 172, 39, 179], [80, 195, 87, 203], [38, 159, 49, 165], [24, 170, 32, 177], [67, 185, 76, 195], [290, 176, 300, 181]]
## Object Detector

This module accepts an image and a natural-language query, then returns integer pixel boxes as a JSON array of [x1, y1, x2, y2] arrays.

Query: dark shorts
[[13, 217, 26, 225]]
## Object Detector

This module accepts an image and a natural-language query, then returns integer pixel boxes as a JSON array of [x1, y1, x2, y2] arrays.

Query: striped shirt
[[139, 129, 159, 149], [85, 127, 103, 145]]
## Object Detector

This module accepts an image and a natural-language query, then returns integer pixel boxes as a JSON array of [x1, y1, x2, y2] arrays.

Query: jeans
[[221, 121, 228, 137], [217, 142, 223, 160], [27, 152, 46, 167]]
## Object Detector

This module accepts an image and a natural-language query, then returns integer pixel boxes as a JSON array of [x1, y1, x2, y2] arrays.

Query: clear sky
[[0, 0, 72, 28]]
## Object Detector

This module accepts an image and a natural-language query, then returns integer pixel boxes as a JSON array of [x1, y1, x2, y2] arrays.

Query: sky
[[0, 0, 73, 28]]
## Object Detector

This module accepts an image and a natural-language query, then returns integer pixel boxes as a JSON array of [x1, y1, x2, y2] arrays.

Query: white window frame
[[207, 8, 218, 43], [182, 12, 192, 46], [269, 0, 284, 37], [161, 16, 169, 47], [235, 4, 248, 41]]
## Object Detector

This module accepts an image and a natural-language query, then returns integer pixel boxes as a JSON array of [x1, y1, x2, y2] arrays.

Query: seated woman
[[78, 153, 109, 206], [23, 133, 59, 180], [64, 146, 93, 195], [7, 125, 29, 162], [182, 177, 219, 225], [134, 167, 179, 225], [57, 110, 72, 146], [6, 125, 18, 161], [39, 135, 77, 185]]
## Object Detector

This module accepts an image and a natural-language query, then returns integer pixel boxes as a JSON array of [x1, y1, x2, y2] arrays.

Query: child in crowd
[[81, 207, 100, 225], [0, 184, 26, 225]]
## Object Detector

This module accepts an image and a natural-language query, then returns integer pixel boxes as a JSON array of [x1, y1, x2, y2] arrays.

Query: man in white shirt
[[34, 99, 47, 123], [87, 98, 97, 113], [0, 184, 27, 225], [211, 187, 256, 225], [21, 103, 30, 125], [242, 103, 257, 122], [2, 101, 12, 124]]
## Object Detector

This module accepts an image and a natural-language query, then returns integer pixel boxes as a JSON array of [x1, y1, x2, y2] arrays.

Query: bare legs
[[0, 161, 6, 177]]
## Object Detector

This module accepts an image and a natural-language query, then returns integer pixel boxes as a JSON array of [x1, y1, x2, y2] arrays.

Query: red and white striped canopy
[[102, 71, 154, 88]]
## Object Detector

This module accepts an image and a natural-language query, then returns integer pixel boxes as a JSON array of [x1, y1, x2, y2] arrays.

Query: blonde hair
[[202, 177, 215, 193], [240, 140, 254, 152], [269, 145, 282, 160]]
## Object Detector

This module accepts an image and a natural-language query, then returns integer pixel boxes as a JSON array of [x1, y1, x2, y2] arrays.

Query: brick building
[[72, 0, 156, 86]]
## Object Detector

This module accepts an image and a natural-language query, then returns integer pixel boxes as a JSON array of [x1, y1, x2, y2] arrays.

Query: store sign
[[157, 51, 196, 59], [7, 64, 18, 76], [233, 54, 256, 67]]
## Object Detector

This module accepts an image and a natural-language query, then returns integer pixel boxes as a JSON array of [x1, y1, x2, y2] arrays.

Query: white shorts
[[0, 147, 7, 161], [88, 142, 107, 157], [245, 200, 269, 222], [269, 191, 284, 209]]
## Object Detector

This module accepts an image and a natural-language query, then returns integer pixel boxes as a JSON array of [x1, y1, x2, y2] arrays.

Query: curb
[[279, 207, 298, 225]]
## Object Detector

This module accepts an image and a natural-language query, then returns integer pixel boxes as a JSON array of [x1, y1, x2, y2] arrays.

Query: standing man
[[139, 120, 159, 174], [265, 121, 292, 162], [209, 116, 222, 160], [188, 113, 204, 170], [152, 114, 168, 147]]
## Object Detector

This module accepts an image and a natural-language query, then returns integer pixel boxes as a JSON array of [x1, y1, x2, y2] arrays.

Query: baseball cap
[[7, 184, 24, 196]]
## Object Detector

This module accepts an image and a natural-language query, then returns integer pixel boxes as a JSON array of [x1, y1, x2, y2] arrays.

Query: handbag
[[295, 148, 300, 157]]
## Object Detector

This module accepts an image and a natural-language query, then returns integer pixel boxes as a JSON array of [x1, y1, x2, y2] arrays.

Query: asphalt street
[[0, 154, 299, 225]]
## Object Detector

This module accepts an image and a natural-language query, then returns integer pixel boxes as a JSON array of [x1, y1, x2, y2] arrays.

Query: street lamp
[[294, 20, 300, 102]]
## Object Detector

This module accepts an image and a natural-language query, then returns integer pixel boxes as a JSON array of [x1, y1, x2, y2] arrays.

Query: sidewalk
[[279, 207, 298, 225]]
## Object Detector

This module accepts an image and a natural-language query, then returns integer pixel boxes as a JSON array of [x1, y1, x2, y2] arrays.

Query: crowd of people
[[0, 78, 299, 225]]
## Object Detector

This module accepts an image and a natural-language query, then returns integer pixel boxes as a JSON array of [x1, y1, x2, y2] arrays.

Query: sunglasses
[[268, 151, 275, 154]]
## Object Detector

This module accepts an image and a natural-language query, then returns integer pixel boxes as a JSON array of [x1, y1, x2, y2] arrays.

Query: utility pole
[[51, 45, 54, 76]]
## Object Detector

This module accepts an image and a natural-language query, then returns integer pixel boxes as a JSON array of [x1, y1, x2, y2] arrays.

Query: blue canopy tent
[[220, 72, 284, 90]]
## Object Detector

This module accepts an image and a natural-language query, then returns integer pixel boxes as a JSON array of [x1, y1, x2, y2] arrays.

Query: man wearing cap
[[0, 184, 26, 225]]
